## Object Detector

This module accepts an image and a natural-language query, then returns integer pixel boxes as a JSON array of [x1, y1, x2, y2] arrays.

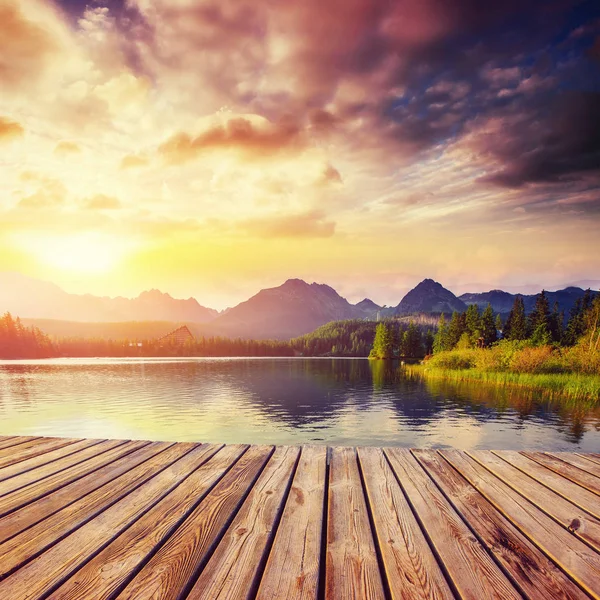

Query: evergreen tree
[[424, 330, 435, 355], [481, 304, 497, 347], [495, 313, 503, 338], [548, 301, 563, 344], [401, 321, 423, 358], [465, 304, 482, 347], [369, 322, 394, 359], [447, 311, 466, 349], [505, 296, 527, 341], [529, 290, 551, 345], [433, 314, 449, 354], [564, 291, 594, 345]]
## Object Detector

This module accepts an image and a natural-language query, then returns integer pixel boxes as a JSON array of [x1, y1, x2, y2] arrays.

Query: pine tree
[[529, 291, 551, 346], [369, 322, 394, 359], [401, 321, 423, 358], [447, 311, 466, 349], [433, 314, 449, 354], [548, 301, 563, 344], [506, 296, 527, 341], [465, 304, 481, 347], [495, 313, 503, 338], [481, 304, 497, 347], [424, 330, 435, 355]]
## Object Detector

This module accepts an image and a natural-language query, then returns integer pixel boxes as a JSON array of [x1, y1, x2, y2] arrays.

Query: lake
[[0, 357, 598, 450]]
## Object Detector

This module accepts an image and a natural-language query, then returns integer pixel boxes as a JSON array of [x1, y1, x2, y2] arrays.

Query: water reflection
[[0, 358, 598, 450]]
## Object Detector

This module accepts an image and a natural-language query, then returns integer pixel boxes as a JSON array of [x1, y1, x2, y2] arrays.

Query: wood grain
[[256, 446, 327, 600], [0, 436, 598, 600], [471, 450, 600, 552], [358, 447, 453, 600], [46, 444, 238, 600], [443, 449, 600, 599], [0, 439, 141, 518], [415, 450, 588, 600], [493, 450, 600, 520], [326, 447, 386, 600], [0, 438, 62, 468], [523, 452, 600, 496], [117, 445, 274, 600], [0, 437, 41, 453], [188, 446, 300, 600], [0, 443, 211, 599], [0, 442, 186, 573], [0, 439, 103, 484], [385, 448, 519, 600]]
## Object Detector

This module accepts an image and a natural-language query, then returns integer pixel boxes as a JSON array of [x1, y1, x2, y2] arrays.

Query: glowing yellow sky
[[1, 0, 598, 308]]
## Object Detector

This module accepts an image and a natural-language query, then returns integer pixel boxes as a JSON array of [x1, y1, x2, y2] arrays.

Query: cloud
[[81, 194, 122, 210], [0, 116, 24, 141], [0, 0, 62, 89], [321, 164, 343, 185], [474, 91, 600, 188], [15, 171, 68, 209], [120, 154, 149, 169], [54, 141, 81, 155], [240, 210, 336, 238], [158, 116, 304, 164]]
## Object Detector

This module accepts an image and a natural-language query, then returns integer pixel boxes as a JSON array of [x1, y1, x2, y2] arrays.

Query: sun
[[16, 232, 132, 274]]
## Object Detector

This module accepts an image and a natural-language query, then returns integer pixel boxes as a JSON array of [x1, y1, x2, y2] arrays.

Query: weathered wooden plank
[[46, 444, 239, 600], [546, 452, 600, 480], [0, 439, 128, 501], [0, 437, 23, 451], [523, 452, 600, 496], [188, 446, 300, 600], [0, 439, 142, 519], [0, 443, 212, 600], [357, 447, 453, 600], [116, 445, 273, 600], [415, 450, 588, 600], [578, 453, 600, 468], [471, 451, 600, 552], [0, 442, 186, 571], [326, 447, 386, 600], [0, 437, 41, 453], [494, 451, 600, 520], [0, 438, 60, 467], [443, 450, 600, 599], [0, 438, 78, 471], [256, 446, 327, 600], [385, 448, 519, 600], [0, 439, 103, 484]]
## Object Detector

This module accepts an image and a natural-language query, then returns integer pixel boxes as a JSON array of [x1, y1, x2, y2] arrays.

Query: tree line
[[432, 289, 599, 354], [0, 313, 54, 359]]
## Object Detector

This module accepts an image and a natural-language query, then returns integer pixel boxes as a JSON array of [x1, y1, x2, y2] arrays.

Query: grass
[[405, 340, 600, 406], [406, 364, 600, 406]]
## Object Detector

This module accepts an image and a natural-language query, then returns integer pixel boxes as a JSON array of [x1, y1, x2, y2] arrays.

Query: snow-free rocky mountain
[[1, 272, 596, 340], [395, 279, 467, 315], [0, 272, 217, 323]]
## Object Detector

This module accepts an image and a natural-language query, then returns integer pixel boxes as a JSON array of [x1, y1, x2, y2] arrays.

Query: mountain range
[[1, 271, 597, 340]]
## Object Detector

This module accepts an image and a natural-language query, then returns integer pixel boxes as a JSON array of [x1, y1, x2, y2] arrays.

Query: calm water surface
[[0, 358, 599, 450]]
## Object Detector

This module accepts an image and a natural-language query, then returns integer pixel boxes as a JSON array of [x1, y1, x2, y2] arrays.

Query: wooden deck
[[0, 437, 599, 599]]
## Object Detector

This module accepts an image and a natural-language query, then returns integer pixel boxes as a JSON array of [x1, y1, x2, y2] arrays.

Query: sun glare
[[16, 233, 131, 274]]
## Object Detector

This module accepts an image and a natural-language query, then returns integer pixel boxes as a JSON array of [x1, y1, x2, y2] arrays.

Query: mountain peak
[[397, 279, 466, 314]]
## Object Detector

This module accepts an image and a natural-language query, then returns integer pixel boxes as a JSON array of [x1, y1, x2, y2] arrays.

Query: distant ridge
[[3, 271, 599, 340], [0, 272, 217, 323]]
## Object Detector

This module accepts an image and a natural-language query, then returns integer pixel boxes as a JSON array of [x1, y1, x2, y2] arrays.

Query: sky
[[1, 0, 599, 309]]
